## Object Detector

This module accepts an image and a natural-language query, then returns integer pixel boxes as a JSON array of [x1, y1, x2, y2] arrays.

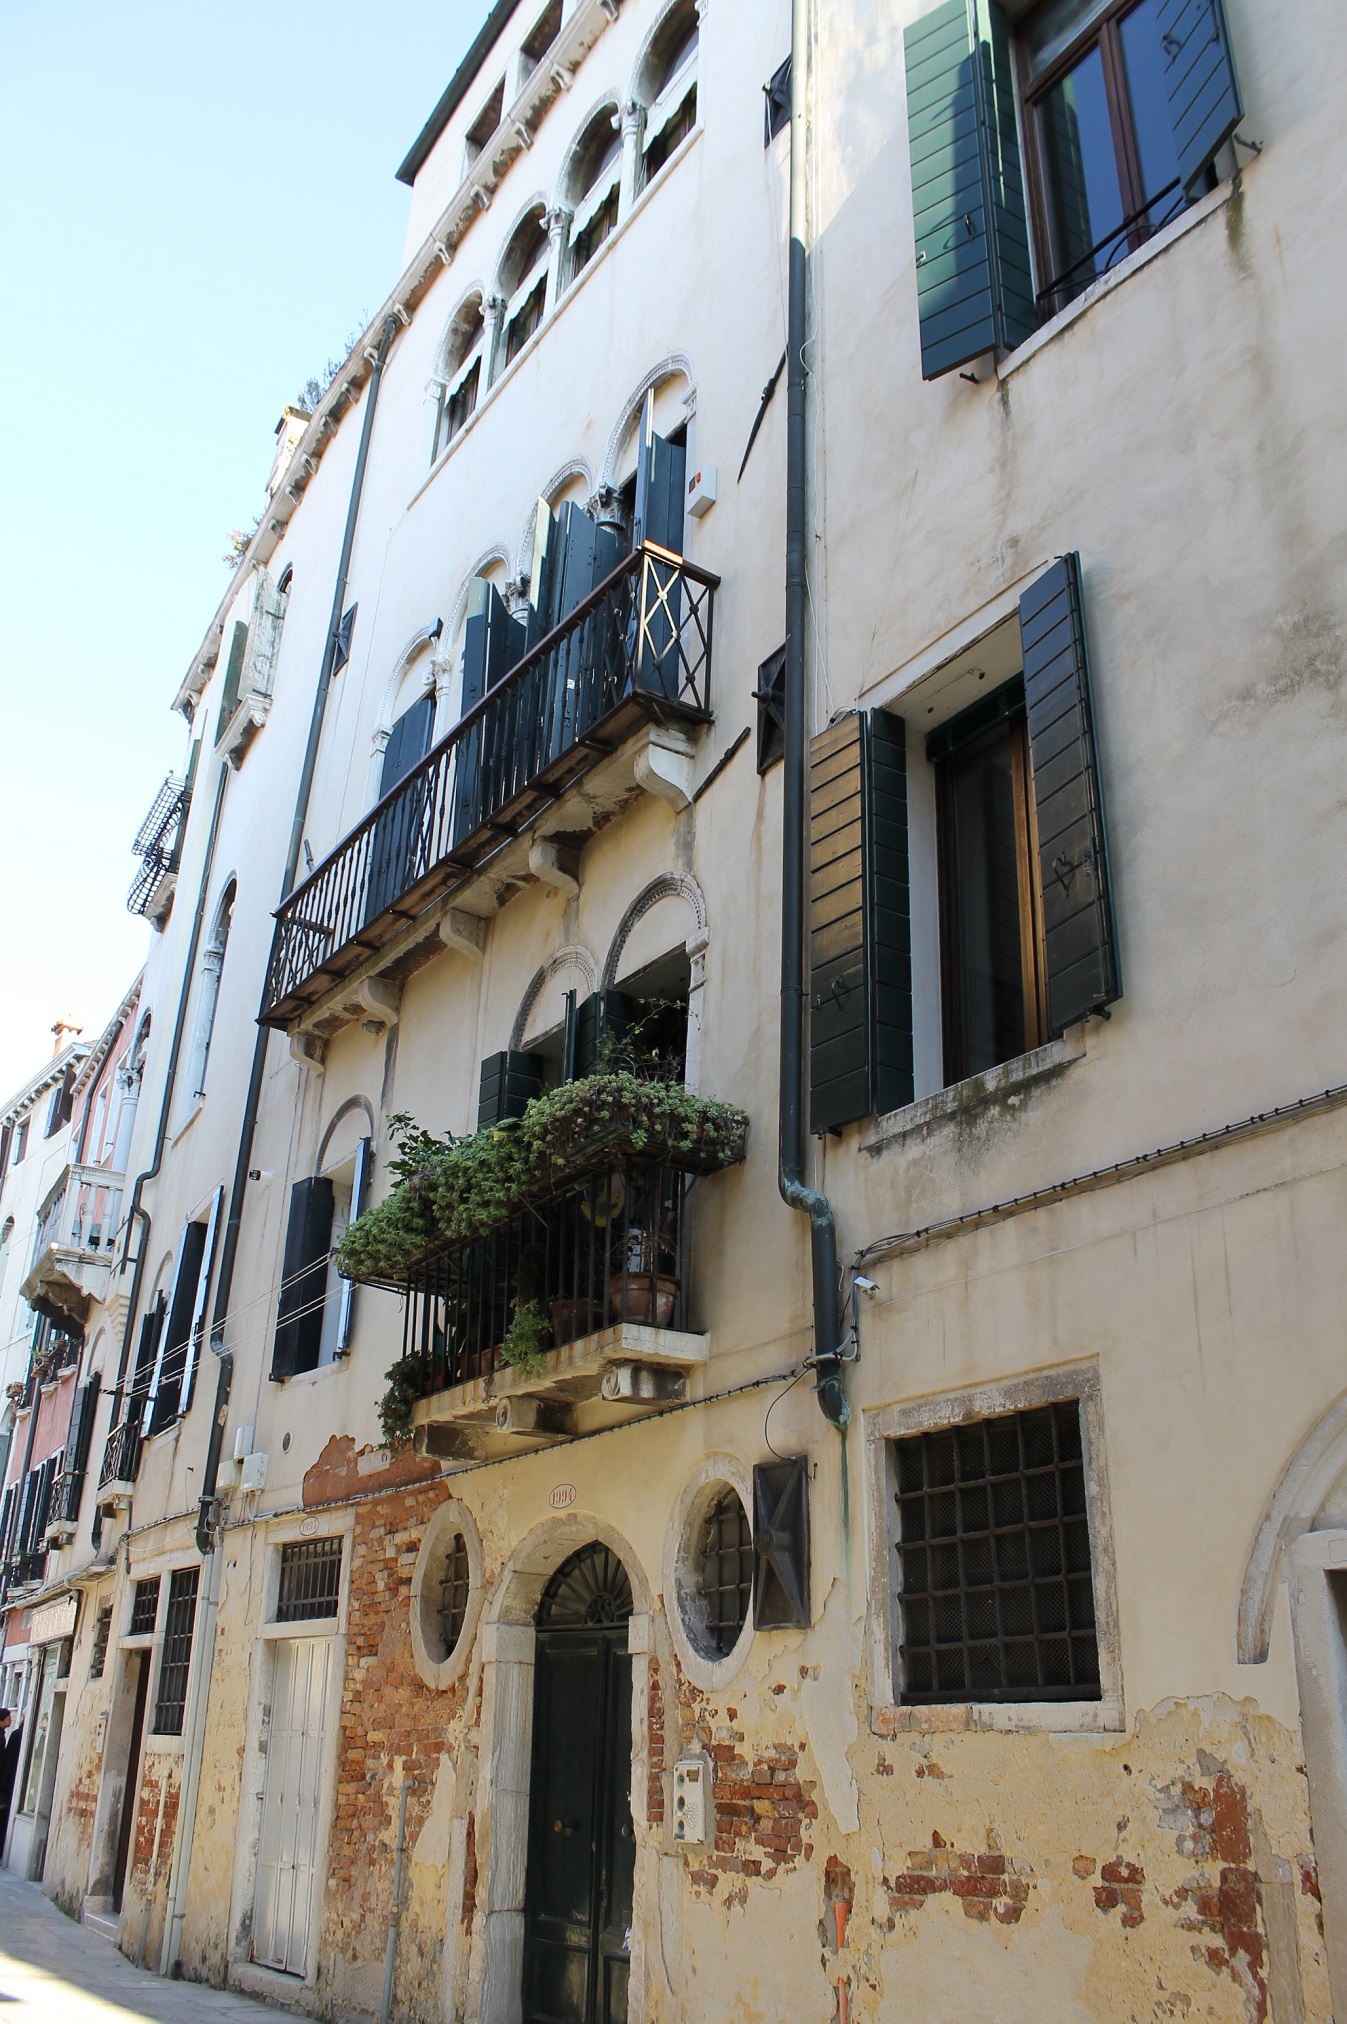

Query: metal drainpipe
[[780, 0, 848, 1433], [95, 759, 231, 1547], [160, 313, 400, 1976]]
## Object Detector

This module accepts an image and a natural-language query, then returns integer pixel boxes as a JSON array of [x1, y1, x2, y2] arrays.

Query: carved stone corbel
[[356, 977, 401, 1032], [633, 726, 696, 810], [529, 837, 581, 899], [439, 911, 488, 962]]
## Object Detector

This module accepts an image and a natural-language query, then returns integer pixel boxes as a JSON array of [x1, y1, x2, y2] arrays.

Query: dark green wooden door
[[523, 1545, 634, 2024]]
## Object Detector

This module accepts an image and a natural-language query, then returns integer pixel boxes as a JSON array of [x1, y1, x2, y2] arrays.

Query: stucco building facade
[[15, 0, 1347, 2018]]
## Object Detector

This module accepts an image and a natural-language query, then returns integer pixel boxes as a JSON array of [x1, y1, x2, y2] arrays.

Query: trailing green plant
[[501, 1297, 549, 1377], [337, 1073, 748, 1286], [378, 1352, 436, 1452]]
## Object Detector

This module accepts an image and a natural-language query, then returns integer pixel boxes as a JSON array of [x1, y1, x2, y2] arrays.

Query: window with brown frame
[[1017, 0, 1218, 318], [931, 680, 1046, 1086]]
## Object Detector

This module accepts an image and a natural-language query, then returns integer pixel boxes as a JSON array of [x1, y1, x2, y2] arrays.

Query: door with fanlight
[[252, 1637, 334, 1976]]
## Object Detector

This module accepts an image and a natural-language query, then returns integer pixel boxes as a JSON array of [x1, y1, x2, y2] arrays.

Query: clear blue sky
[[0, 1, 482, 1098]]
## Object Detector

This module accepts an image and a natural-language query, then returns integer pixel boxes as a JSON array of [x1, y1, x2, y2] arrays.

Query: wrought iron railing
[[46, 1465, 85, 1532], [98, 1406, 145, 1492], [390, 1156, 699, 1402], [128, 773, 191, 916], [1, 1550, 46, 1597], [261, 542, 717, 1027], [1037, 178, 1185, 319]]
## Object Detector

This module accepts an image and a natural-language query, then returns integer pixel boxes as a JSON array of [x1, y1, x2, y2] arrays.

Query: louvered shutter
[[0, 1122, 11, 1180], [904, 0, 1035, 379], [144, 1223, 205, 1436], [68, 1372, 101, 1477], [179, 1186, 223, 1415], [380, 695, 435, 796], [332, 603, 358, 674], [132, 1296, 165, 1394], [1020, 554, 1120, 1035], [477, 1051, 544, 1129], [764, 55, 792, 146], [525, 500, 558, 651], [215, 620, 250, 741], [457, 579, 524, 847], [753, 1458, 810, 1630], [16, 1470, 40, 1556], [367, 694, 437, 924], [33, 1456, 56, 1542], [1157, 0, 1242, 191], [0, 1484, 15, 1562], [336, 1137, 373, 1353], [271, 1177, 336, 1380], [634, 411, 686, 556], [809, 711, 913, 1133]]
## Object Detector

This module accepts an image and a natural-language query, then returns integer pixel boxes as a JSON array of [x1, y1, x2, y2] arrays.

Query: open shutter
[[332, 603, 358, 675], [753, 1458, 810, 1630], [477, 1051, 544, 1129], [525, 500, 558, 651], [573, 992, 635, 1079], [809, 711, 913, 1133], [68, 1372, 101, 1478], [215, 620, 250, 740], [904, 0, 1034, 379], [1020, 554, 1120, 1035], [336, 1137, 373, 1354], [142, 1234, 195, 1436], [457, 578, 525, 846], [1157, 0, 1243, 190], [633, 405, 687, 555], [179, 1186, 223, 1416], [380, 696, 435, 796], [271, 1177, 335, 1380]]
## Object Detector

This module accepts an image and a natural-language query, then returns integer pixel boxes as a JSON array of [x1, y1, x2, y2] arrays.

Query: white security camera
[[854, 1275, 880, 1298]]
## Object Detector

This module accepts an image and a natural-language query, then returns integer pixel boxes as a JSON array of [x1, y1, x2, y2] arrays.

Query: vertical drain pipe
[[781, 0, 848, 1433], [159, 314, 401, 1979]]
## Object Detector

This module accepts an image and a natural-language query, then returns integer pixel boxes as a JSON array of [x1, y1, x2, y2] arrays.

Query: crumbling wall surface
[[653, 1663, 1329, 2024], [315, 1478, 480, 2024], [116, 1750, 182, 1971], [41, 1695, 107, 1917]]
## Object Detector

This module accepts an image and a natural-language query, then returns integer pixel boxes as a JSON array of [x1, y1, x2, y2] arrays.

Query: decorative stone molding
[[663, 1453, 756, 1690], [633, 725, 696, 809], [601, 874, 708, 991], [356, 977, 401, 1033], [515, 462, 595, 579], [410, 1496, 485, 1691], [511, 946, 600, 1049], [529, 837, 581, 898], [290, 1032, 326, 1072], [600, 354, 696, 489], [439, 910, 488, 963]]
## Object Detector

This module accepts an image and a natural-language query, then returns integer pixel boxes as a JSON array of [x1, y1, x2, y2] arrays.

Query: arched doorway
[[523, 1543, 635, 2024]]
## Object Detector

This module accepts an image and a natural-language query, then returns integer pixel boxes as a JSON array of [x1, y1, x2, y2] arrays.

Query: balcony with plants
[[340, 1049, 747, 1459], [261, 458, 716, 1042]]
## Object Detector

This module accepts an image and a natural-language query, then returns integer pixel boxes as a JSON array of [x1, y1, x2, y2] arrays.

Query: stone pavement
[[0, 1866, 298, 2021]]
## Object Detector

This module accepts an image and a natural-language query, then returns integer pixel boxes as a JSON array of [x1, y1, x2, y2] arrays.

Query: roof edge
[[396, 0, 523, 187]]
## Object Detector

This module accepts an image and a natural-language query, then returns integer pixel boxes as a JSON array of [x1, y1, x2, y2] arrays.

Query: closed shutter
[[144, 1221, 207, 1436], [0, 1484, 15, 1562], [809, 711, 913, 1133], [332, 603, 358, 674], [367, 695, 437, 923], [271, 1177, 336, 1380], [477, 1051, 544, 1129], [179, 1186, 223, 1415], [753, 1458, 810, 1630], [457, 578, 525, 847], [68, 1372, 101, 1476], [380, 696, 435, 797], [33, 1456, 56, 1543], [904, 0, 1035, 379], [525, 500, 558, 651], [16, 1469, 40, 1555], [1020, 554, 1120, 1035], [215, 620, 250, 741], [336, 1137, 373, 1353], [1157, 0, 1243, 191], [0, 1122, 11, 1180]]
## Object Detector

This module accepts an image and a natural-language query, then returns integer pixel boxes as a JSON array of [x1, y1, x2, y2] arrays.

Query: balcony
[[20, 1165, 125, 1338], [127, 766, 194, 924], [260, 542, 716, 1039], [0, 1550, 46, 1602], [44, 1464, 85, 1546], [97, 1407, 144, 1510]]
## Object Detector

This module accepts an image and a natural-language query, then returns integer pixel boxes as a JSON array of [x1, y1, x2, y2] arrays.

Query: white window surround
[[998, 178, 1236, 383], [662, 1453, 756, 1691], [407, 121, 704, 513], [863, 1030, 1086, 1155], [410, 1496, 485, 1690], [864, 1362, 1123, 1734]]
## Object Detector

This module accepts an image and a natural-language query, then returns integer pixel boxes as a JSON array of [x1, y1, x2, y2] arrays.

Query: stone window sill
[[863, 1032, 1086, 1154], [999, 179, 1234, 382], [871, 1696, 1123, 1737]]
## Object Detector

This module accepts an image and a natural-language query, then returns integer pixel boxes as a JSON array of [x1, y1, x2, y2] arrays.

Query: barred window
[[679, 1484, 754, 1661], [152, 1568, 199, 1735], [892, 1400, 1100, 1704], [129, 1577, 160, 1637], [438, 1533, 471, 1657], [276, 1537, 342, 1623], [89, 1604, 112, 1679]]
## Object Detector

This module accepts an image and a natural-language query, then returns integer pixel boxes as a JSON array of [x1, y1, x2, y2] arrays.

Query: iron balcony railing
[[260, 541, 717, 1028], [390, 1156, 699, 1402], [1, 1550, 46, 1598], [127, 772, 191, 917], [98, 1404, 145, 1493], [46, 1464, 85, 1532]]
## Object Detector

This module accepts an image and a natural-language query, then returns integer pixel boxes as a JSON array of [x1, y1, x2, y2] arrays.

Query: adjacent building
[[15, 0, 1347, 2019]]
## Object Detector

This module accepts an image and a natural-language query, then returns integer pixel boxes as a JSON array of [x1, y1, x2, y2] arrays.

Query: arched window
[[433, 292, 486, 462], [638, 2, 699, 188], [187, 884, 235, 1104], [495, 206, 550, 376], [564, 105, 623, 282]]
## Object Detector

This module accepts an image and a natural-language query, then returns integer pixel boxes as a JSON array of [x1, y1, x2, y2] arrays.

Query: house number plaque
[[549, 1484, 577, 1510]]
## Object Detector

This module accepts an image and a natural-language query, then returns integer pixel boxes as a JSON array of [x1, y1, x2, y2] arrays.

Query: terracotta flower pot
[[609, 1272, 678, 1327], [549, 1296, 604, 1345]]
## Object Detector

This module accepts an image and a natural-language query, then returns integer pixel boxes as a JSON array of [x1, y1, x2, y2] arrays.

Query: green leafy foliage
[[501, 1298, 549, 1378]]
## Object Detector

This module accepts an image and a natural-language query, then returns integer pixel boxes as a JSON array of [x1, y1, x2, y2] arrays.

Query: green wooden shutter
[[573, 992, 635, 1078], [271, 1176, 335, 1379], [214, 620, 249, 743], [1157, 0, 1242, 191], [809, 711, 913, 1133], [753, 1458, 810, 1630], [1020, 554, 1120, 1035], [336, 1136, 372, 1354], [634, 412, 687, 556], [380, 695, 435, 797], [477, 1051, 544, 1129], [179, 1185, 223, 1416], [904, 0, 1035, 379]]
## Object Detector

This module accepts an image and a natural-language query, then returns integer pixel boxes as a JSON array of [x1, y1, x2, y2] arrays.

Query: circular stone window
[[411, 1499, 484, 1689], [678, 1482, 753, 1662]]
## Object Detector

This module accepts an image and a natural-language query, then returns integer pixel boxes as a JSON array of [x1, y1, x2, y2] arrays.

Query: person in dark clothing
[[0, 1709, 22, 1854]]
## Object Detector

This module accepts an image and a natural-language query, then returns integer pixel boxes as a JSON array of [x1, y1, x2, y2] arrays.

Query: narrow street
[[0, 1868, 296, 2022]]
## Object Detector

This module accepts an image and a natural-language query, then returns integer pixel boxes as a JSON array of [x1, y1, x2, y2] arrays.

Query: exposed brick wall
[[673, 1667, 819, 1896], [646, 1656, 665, 1826], [880, 1833, 1034, 1926]]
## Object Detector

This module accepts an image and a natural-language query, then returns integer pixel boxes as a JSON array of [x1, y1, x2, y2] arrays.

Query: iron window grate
[[89, 1604, 112, 1680], [699, 1488, 754, 1657], [892, 1400, 1101, 1704], [129, 1577, 160, 1637], [276, 1536, 342, 1623], [439, 1533, 471, 1656], [152, 1568, 199, 1735]]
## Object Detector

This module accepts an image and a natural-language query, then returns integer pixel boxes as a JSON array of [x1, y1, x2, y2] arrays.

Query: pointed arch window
[[496, 207, 551, 376], [432, 293, 486, 462], [639, 4, 699, 189], [187, 882, 236, 1104], [566, 106, 623, 282]]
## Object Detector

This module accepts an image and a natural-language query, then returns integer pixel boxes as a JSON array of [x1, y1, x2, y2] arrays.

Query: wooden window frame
[[1017, 0, 1184, 316], [935, 708, 1047, 1088]]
